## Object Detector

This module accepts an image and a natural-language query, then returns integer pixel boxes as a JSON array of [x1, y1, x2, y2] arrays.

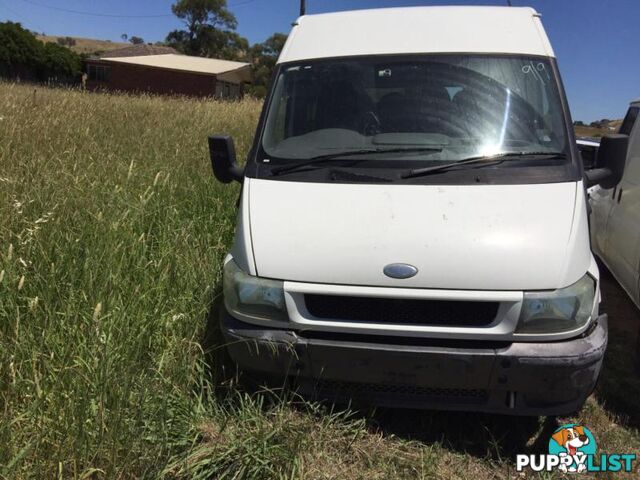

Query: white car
[[590, 100, 640, 306], [208, 6, 610, 415]]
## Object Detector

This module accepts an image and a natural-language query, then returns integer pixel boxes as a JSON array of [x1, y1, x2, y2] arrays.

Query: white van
[[590, 100, 640, 306], [208, 6, 611, 415]]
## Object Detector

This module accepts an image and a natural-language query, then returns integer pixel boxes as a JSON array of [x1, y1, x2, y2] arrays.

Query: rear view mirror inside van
[[208, 135, 244, 184]]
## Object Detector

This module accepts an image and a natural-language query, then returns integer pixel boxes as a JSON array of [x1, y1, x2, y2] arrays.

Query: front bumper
[[220, 308, 608, 415]]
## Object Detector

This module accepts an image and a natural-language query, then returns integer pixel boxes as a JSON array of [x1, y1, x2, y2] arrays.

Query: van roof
[[278, 6, 554, 64]]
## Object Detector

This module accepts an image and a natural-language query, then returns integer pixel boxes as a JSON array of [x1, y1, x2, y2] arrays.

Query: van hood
[[247, 178, 589, 290]]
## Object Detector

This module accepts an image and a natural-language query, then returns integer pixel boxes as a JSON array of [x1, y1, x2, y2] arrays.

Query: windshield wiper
[[270, 146, 443, 176], [401, 151, 568, 179]]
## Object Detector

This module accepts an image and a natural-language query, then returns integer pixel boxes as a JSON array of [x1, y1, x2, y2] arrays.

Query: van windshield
[[261, 55, 569, 163]]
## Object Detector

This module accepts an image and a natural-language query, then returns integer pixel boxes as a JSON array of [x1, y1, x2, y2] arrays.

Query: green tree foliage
[[166, 0, 248, 59], [129, 36, 145, 45], [172, 0, 237, 32], [247, 33, 287, 97], [56, 36, 77, 47], [0, 21, 43, 78], [0, 22, 81, 81], [40, 42, 82, 78]]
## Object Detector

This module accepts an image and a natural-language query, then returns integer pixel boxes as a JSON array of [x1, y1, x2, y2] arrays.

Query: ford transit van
[[208, 6, 608, 415]]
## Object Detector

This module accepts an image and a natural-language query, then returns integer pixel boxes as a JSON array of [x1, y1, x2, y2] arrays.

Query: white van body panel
[[590, 101, 640, 307], [247, 178, 590, 291], [278, 6, 554, 64], [589, 183, 614, 256], [229, 182, 256, 275]]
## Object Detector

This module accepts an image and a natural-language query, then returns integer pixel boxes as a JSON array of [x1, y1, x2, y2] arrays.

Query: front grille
[[309, 380, 488, 403], [304, 294, 499, 327]]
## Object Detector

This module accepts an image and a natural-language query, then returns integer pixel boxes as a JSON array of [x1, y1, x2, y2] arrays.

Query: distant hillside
[[37, 35, 129, 55]]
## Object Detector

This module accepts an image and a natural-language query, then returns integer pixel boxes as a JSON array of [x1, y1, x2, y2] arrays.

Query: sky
[[1, 0, 638, 122]]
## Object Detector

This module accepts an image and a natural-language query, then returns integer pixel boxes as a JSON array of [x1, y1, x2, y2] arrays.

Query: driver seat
[[316, 80, 374, 132]]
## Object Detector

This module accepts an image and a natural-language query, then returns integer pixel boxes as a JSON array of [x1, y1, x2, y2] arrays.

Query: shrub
[[0, 21, 43, 79], [0, 22, 81, 83], [56, 36, 77, 47], [40, 42, 82, 80]]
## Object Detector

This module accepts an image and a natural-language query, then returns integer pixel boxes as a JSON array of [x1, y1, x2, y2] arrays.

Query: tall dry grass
[[0, 84, 251, 476], [1, 82, 639, 479]]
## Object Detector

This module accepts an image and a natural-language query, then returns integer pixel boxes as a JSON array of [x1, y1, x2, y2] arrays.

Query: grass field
[[1, 82, 639, 479]]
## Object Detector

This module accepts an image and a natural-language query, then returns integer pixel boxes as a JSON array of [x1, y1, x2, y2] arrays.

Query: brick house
[[84, 45, 251, 98]]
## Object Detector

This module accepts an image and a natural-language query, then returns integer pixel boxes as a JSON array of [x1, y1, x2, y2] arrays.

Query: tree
[[56, 36, 76, 47], [40, 42, 82, 79], [172, 0, 237, 38], [246, 33, 287, 97], [129, 36, 145, 45], [0, 22, 43, 79], [0, 22, 81, 82], [260, 33, 287, 59], [166, 0, 247, 59]]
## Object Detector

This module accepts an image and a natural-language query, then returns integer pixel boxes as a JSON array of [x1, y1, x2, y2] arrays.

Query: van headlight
[[223, 259, 287, 321], [516, 274, 596, 334]]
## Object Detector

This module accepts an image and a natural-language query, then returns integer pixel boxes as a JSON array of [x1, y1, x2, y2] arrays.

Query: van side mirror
[[208, 135, 244, 184], [585, 134, 628, 188]]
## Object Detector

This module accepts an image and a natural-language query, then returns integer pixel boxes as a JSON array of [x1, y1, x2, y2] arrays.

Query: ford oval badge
[[383, 263, 418, 279]]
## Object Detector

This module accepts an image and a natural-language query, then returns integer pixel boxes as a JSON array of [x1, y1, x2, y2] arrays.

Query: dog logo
[[517, 423, 635, 473], [549, 424, 597, 473]]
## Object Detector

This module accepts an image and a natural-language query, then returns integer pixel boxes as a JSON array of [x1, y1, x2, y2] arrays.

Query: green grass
[[1, 82, 639, 479]]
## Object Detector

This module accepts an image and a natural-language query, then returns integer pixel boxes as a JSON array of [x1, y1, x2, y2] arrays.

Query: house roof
[[99, 54, 252, 82], [278, 6, 554, 64], [100, 44, 178, 58]]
